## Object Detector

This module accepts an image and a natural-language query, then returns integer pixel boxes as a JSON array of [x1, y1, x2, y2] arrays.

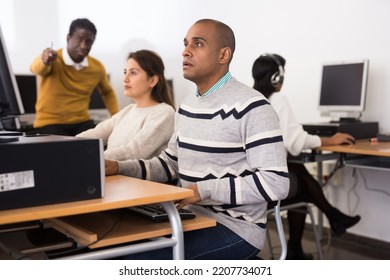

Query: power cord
[[358, 168, 390, 197], [347, 168, 360, 215]]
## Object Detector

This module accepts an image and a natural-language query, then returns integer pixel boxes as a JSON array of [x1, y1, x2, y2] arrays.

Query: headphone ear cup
[[278, 74, 284, 85], [263, 53, 285, 86], [271, 71, 281, 86]]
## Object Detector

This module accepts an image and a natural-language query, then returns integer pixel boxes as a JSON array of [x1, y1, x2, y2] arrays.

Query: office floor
[[1, 221, 390, 260], [260, 218, 390, 260]]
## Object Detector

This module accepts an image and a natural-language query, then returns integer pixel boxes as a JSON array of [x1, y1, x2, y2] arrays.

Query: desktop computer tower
[[0, 135, 104, 211], [303, 121, 378, 139]]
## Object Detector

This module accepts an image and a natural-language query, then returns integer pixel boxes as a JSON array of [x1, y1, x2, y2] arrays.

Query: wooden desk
[[318, 140, 390, 171], [318, 139, 390, 157], [0, 175, 193, 225], [309, 140, 390, 238], [0, 175, 216, 260]]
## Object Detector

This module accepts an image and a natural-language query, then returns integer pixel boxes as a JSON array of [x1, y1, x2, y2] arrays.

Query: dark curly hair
[[69, 18, 97, 37]]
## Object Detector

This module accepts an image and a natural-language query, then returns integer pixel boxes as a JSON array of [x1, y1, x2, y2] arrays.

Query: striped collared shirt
[[196, 71, 232, 97]]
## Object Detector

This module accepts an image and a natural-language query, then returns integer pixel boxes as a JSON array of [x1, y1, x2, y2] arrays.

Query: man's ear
[[219, 47, 232, 64]]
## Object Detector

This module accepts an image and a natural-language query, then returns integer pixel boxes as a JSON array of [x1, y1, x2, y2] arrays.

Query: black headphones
[[262, 53, 285, 86]]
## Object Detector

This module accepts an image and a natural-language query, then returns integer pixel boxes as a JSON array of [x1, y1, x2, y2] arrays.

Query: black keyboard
[[19, 121, 34, 131], [127, 204, 196, 222]]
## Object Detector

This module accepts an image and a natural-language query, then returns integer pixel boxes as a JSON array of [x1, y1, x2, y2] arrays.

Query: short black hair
[[69, 18, 97, 37]]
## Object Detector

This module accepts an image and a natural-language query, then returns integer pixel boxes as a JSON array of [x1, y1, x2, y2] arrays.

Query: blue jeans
[[119, 223, 259, 260]]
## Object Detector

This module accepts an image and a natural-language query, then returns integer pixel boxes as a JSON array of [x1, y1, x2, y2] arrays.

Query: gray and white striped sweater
[[118, 77, 289, 250]]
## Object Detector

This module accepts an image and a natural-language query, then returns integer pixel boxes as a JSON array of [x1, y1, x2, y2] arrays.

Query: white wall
[[1, 0, 390, 243]]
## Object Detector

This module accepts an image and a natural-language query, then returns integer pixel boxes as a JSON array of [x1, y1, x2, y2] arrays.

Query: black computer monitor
[[318, 59, 369, 122], [14, 74, 110, 112], [89, 74, 111, 110], [89, 87, 106, 109], [15, 74, 38, 114], [88, 75, 112, 124], [0, 24, 25, 130]]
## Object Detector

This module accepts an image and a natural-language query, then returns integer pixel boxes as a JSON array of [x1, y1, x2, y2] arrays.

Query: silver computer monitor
[[318, 59, 369, 122]]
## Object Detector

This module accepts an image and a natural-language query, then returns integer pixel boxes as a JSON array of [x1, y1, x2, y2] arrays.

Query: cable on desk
[[323, 157, 361, 217]]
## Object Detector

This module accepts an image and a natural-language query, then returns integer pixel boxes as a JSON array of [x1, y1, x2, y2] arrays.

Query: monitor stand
[[0, 130, 22, 143], [328, 111, 362, 124], [0, 117, 23, 143], [0, 136, 19, 143], [330, 117, 362, 124]]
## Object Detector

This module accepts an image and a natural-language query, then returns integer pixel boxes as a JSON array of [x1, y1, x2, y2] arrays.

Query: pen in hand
[[49, 42, 54, 57], [44, 42, 57, 65]]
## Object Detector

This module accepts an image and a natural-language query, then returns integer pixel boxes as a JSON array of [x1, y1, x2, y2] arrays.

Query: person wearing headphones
[[252, 53, 361, 260]]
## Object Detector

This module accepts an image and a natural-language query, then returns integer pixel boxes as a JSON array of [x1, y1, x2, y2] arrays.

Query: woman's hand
[[321, 132, 355, 146], [105, 159, 119, 176]]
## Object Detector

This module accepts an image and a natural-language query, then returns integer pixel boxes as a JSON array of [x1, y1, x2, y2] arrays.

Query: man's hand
[[176, 184, 201, 209], [105, 159, 119, 176], [41, 47, 57, 66]]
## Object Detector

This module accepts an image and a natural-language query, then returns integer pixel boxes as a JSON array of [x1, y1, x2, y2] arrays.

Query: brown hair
[[127, 50, 175, 109]]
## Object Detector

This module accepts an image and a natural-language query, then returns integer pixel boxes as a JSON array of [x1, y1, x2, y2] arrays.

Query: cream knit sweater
[[77, 102, 175, 161]]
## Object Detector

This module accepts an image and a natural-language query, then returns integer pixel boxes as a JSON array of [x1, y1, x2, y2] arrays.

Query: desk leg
[[317, 160, 324, 239], [160, 201, 185, 260]]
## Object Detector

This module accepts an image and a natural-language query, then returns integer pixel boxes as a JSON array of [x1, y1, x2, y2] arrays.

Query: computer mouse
[[341, 139, 355, 145]]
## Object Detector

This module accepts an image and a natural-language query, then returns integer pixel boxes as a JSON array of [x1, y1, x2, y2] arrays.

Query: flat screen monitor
[[89, 74, 112, 110], [88, 75, 111, 123], [0, 24, 25, 126], [318, 59, 369, 122], [15, 74, 110, 112], [15, 74, 38, 114], [89, 87, 105, 109]]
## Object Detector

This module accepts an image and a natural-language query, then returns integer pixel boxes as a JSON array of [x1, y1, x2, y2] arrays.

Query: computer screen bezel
[[0, 24, 25, 118], [318, 59, 369, 121]]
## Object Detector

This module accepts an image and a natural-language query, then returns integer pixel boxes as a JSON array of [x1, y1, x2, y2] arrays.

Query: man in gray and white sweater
[[105, 18, 290, 259]]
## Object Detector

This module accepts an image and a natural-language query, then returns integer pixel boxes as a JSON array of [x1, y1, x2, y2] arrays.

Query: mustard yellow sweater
[[30, 49, 119, 128]]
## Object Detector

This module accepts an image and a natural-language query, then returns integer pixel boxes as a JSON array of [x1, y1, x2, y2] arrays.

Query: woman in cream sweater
[[78, 50, 175, 161]]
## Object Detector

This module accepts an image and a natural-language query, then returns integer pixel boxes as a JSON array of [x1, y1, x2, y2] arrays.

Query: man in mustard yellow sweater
[[30, 18, 118, 136]]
